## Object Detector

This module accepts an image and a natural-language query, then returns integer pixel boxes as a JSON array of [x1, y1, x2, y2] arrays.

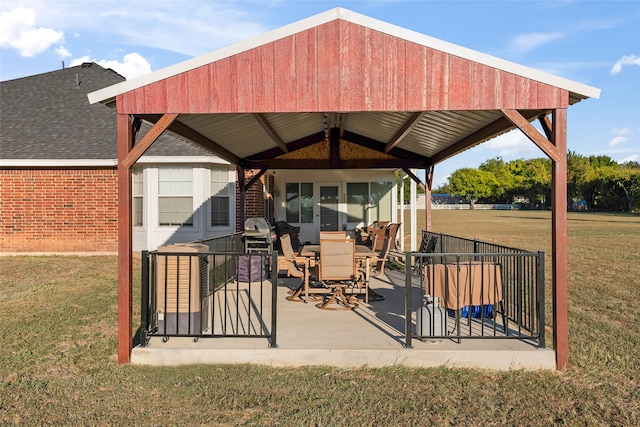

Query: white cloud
[[609, 136, 627, 147], [70, 52, 152, 79], [509, 32, 564, 54], [483, 130, 539, 158], [0, 7, 65, 57], [609, 128, 632, 146], [111, 4, 268, 57], [2, 1, 270, 58], [613, 128, 632, 135], [54, 45, 70, 58], [610, 54, 640, 75], [620, 154, 639, 163]]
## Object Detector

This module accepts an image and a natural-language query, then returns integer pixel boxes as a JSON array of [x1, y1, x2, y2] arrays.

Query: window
[[132, 168, 144, 227], [370, 181, 392, 222], [210, 167, 230, 227], [158, 166, 193, 226], [285, 182, 313, 223], [347, 181, 392, 224], [347, 182, 369, 223]]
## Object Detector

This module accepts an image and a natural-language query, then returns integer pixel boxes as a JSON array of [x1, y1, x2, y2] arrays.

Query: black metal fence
[[405, 231, 545, 348], [137, 234, 278, 348]]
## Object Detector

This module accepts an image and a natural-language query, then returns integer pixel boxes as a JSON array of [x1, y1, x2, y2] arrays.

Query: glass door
[[318, 185, 340, 234]]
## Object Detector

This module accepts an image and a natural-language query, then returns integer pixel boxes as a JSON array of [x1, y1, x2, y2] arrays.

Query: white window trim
[[206, 167, 236, 232], [132, 167, 145, 230], [156, 165, 199, 230]]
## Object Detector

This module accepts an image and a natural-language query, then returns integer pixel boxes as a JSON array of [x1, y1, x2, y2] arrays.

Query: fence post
[[139, 250, 150, 347], [405, 251, 413, 348], [270, 250, 278, 348], [537, 251, 546, 348]]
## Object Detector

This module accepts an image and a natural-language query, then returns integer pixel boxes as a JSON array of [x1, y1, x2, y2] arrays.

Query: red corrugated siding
[[117, 20, 568, 114]]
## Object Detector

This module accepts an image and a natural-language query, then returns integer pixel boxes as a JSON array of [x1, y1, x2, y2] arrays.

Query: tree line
[[432, 152, 640, 212]]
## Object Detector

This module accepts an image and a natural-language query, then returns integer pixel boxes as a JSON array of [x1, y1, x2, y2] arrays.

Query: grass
[[1, 211, 639, 425]]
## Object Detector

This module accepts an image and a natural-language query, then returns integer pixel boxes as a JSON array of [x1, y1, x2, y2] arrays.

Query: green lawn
[[1, 211, 638, 425]]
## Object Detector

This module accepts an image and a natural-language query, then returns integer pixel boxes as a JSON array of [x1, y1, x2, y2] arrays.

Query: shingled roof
[[1, 63, 211, 163]]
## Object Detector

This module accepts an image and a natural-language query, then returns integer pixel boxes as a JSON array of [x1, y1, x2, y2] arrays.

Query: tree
[[520, 158, 551, 208], [568, 151, 590, 207], [479, 157, 518, 202], [448, 168, 497, 208], [611, 164, 640, 212]]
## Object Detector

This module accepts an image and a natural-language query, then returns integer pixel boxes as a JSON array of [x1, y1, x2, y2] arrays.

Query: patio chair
[[281, 235, 320, 302], [319, 231, 347, 240], [413, 235, 438, 277], [371, 221, 389, 231], [386, 223, 401, 252], [316, 239, 362, 310], [369, 226, 387, 251], [370, 236, 392, 277], [356, 221, 387, 249]]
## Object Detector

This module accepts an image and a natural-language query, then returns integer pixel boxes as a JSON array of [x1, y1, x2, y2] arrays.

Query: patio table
[[298, 244, 376, 303]]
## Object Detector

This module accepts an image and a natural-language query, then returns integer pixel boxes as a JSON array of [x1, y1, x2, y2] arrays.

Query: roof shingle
[[1, 63, 212, 161]]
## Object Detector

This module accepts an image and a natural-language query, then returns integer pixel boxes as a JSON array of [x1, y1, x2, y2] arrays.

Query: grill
[[242, 218, 277, 253]]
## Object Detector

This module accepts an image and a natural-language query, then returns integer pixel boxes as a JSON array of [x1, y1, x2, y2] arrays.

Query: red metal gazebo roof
[[89, 7, 599, 168]]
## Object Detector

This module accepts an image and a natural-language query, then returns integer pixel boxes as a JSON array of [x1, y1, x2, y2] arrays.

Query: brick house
[[1, 63, 271, 253]]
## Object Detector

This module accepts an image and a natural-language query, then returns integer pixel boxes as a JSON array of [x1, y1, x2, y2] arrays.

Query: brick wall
[[234, 170, 273, 230], [0, 168, 118, 252]]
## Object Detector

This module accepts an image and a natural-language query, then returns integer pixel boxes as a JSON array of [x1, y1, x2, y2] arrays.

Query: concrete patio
[[132, 267, 554, 371]]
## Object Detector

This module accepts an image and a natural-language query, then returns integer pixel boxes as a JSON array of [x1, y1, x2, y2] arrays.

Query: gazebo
[[88, 8, 600, 370]]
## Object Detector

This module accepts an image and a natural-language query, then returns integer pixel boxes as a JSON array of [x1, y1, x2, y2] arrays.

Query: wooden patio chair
[[281, 235, 320, 302], [315, 239, 362, 310], [319, 231, 347, 240], [370, 236, 391, 277], [369, 226, 387, 251], [371, 221, 389, 231], [386, 223, 401, 252]]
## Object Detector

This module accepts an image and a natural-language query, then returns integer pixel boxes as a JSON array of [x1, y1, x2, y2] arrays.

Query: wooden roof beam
[[384, 111, 426, 153], [342, 129, 431, 162], [538, 113, 553, 140], [136, 114, 241, 165], [253, 113, 289, 153], [402, 167, 427, 191], [244, 169, 267, 192], [338, 113, 346, 139], [431, 110, 544, 164], [122, 113, 179, 168], [243, 157, 427, 170], [247, 131, 326, 161], [501, 109, 561, 163], [168, 120, 241, 165]]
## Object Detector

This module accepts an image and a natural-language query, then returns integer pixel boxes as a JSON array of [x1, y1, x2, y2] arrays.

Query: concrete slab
[[131, 269, 555, 370]]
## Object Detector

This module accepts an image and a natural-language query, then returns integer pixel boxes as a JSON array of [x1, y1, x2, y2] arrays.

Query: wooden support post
[[410, 170, 417, 251], [551, 108, 569, 370], [238, 167, 246, 232], [117, 113, 133, 364], [399, 171, 405, 251], [425, 165, 434, 232]]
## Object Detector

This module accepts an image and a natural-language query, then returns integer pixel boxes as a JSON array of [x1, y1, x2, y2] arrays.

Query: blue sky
[[1, 0, 638, 186]]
